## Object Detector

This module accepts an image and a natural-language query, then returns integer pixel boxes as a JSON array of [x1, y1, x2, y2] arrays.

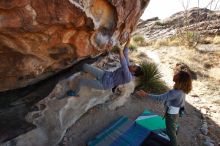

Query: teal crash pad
[[135, 109, 166, 131]]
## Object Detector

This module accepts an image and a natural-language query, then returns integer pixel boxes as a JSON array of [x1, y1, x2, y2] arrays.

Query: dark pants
[[165, 114, 179, 146]]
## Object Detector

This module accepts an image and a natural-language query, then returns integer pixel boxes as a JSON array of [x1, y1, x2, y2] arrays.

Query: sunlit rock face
[[0, 0, 149, 91]]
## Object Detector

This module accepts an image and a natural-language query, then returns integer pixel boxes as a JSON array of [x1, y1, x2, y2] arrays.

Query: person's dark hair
[[173, 71, 192, 94], [134, 65, 143, 77]]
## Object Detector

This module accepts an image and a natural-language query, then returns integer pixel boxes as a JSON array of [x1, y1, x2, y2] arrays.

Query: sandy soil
[[59, 45, 220, 146]]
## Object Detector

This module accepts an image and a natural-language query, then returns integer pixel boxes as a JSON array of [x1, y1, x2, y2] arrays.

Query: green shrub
[[177, 30, 200, 49], [128, 44, 137, 52], [111, 44, 137, 53], [133, 36, 145, 46], [155, 21, 166, 26], [137, 62, 168, 93]]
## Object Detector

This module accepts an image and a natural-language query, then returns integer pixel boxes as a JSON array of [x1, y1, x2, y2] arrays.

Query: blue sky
[[141, 0, 220, 20]]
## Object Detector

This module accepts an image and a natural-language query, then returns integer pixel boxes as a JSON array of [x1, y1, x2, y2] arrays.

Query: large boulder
[[1, 54, 135, 146], [0, 0, 149, 91]]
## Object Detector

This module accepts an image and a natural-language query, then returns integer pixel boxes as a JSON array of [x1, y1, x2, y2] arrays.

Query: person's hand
[[106, 40, 113, 52], [136, 90, 147, 97]]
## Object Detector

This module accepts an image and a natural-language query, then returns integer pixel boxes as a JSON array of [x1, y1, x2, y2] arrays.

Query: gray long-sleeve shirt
[[102, 47, 132, 89], [148, 89, 186, 108]]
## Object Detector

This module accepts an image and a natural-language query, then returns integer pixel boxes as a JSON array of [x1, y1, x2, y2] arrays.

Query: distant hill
[[135, 7, 220, 40]]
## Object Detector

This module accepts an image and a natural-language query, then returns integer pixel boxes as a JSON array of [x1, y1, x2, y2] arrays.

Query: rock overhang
[[0, 0, 150, 91]]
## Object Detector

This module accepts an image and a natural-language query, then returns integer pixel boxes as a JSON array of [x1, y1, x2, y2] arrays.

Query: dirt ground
[[59, 45, 220, 146]]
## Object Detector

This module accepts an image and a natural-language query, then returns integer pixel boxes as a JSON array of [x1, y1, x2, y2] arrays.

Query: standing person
[[136, 70, 192, 146], [67, 38, 143, 97]]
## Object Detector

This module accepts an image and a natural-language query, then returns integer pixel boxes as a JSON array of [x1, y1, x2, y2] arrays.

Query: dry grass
[[149, 37, 180, 49], [146, 33, 200, 49], [177, 31, 200, 49], [208, 67, 220, 80], [199, 36, 213, 44], [146, 30, 200, 49], [153, 39, 170, 48], [171, 47, 220, 81], [144, 32, 219, 49], [132, 36, 146, 46], [198, 35, 220, 44], [144, 35, 220, 50], [213, 99, 220, 105], [213, 36, 220, 44]]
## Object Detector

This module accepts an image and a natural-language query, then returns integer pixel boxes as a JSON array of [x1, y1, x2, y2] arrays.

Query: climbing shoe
[[66, 90, 77, 96]]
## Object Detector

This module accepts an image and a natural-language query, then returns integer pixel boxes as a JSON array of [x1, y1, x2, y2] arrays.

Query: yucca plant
[[137, 62, 168, 93]]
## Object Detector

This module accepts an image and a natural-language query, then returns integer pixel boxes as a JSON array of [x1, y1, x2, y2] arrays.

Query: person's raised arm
[[118, 46, 131, 80], [118, 46, 128, 68], [136, 90, 178, 102], [123, 37, 131, 66]]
